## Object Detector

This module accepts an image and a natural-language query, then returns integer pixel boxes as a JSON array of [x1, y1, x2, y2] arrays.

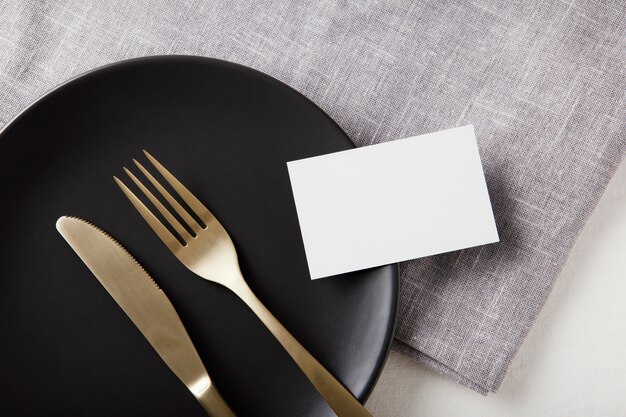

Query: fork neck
[[226, 270, 257, 303]]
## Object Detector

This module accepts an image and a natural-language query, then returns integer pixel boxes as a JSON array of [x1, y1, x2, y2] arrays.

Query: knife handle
[[234, 281, 373, 417], [196, 385, 237, 417]]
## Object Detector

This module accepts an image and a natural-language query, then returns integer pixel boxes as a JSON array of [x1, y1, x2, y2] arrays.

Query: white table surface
[[365, 158, 626, 416]]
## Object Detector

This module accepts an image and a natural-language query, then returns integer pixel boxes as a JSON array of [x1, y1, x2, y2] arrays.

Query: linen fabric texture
[[1, 0, 624, 394]]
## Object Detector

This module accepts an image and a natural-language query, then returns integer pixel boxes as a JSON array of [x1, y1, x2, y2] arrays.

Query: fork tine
[[114, 176, 184, 251], [133, 159, 203, 235], [123, 167, 193, 243], [143, 150, 214, 227]]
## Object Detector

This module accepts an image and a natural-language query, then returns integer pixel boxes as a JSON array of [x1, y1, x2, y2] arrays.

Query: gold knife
[[56, 216, 236, 417]]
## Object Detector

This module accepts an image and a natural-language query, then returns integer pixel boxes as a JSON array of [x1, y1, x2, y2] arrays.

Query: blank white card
[[287, 125, 499, 279]]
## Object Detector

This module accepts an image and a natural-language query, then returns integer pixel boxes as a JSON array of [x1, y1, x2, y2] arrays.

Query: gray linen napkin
[[1, 0, 624, 394]]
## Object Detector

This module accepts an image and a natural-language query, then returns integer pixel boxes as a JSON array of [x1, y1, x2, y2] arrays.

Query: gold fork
[[114, 151, 373, 417]]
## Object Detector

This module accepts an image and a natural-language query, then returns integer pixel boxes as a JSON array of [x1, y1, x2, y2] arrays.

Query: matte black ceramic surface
[[0, 56, 397, 417]]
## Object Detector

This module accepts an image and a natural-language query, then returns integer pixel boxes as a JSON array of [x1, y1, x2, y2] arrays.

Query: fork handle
[[234, 282, 374, 417]]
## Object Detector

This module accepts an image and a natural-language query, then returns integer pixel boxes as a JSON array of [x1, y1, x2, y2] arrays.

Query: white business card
[[287, 125, 499, 279]]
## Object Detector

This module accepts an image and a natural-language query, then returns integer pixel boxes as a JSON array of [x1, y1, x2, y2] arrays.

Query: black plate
[[0, 56, 397, 417]]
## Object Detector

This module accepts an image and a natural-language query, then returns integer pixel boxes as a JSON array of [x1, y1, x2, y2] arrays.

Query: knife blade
[[56, 216, 235, 417]]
